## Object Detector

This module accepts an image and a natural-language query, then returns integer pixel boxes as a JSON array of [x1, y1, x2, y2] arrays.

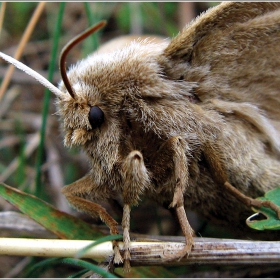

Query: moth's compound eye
[[88, 106, 104, 129]]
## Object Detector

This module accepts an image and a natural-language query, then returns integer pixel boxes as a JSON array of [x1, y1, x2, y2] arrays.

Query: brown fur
[[56, 2, 280, 270], [56, 2, 280, 269], [1, 1, 280, 272]]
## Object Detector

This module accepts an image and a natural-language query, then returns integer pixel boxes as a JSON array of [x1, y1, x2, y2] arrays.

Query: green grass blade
[[25, 257, 118, 278], [61, 258, 118, 278], [75, 234, 122, 258], [68, 268, 89, 278], [0, 182, 104, 239], [24, 257, 62, 278], [35, 2, 65, 198], [84, 2, 98, 50], [14, 120, 26, 186]]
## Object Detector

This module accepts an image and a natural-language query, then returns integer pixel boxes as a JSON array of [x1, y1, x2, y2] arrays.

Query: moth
[[1, 1, 280, 272]]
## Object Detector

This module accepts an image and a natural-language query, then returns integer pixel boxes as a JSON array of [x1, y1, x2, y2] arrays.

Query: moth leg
[[224, 181, 280, 219], [122, 150, 150, 272], [164, 136, 195, 260], [61, 174, 123, 264], [168, 188, 195, 259], [121, 204, 131, 273], [204, 143, 280, 220]]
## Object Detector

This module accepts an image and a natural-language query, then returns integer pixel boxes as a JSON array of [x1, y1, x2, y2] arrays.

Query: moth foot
[[123, 258, 131, 273], [163, 235, 194, 261], [113, 242, 123, 264], [260, 200, 280, 219], [122, 234, 131, 273], [180, 235, 195, 260]]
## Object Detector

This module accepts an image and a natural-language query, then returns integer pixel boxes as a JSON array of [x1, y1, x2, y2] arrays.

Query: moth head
[[55, 21, 109, 148], [57, 31, 199, 150], [55, 21, 136, 176]]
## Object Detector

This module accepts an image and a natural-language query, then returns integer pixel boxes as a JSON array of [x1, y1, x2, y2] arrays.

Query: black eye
[[88, 106, 104, 129]]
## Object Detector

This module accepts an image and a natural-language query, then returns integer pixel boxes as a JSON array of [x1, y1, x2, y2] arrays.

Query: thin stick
[[0, 2, 6, 36], [0, 237, 279, 266], [0, 2, 46, 101]]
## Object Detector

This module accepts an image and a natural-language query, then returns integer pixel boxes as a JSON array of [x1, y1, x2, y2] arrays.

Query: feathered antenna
[[59, 20, 107, 99]]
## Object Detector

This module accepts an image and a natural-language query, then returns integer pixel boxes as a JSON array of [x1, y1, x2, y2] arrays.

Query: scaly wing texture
[[164, 3, 280, 116]]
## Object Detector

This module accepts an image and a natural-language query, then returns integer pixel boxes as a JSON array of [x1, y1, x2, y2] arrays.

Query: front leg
[[121, 151, 150, 272], [61, 173, 123, 264]]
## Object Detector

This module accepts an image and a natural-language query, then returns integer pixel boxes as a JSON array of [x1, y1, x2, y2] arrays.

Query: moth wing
[[162, 2, 280, 110], [161, 2, 280, 150], [163, 2, 280, 116]]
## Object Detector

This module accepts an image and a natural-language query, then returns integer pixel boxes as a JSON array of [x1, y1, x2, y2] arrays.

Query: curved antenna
[[59, 20, 107, 99], [0, 51, 65, 98]]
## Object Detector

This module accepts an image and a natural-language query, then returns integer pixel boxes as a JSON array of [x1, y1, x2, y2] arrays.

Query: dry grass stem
[[3, 257, 31, 278], [0, 2, 6, 36], [0, 86, 20, 119], [0, 237, 279, 266], [0, 2, 46, 101]]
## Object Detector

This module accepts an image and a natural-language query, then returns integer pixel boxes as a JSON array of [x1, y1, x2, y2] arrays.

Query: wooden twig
[[0, 213, 279, 266], [0, 237, 279, 266]]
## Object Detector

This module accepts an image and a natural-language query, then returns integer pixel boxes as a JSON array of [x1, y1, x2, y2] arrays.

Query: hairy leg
[[121, 150, 150, 272], [151, 136, 195, 260], [62, 174, 123, 264], [203, 142, 280, 220]]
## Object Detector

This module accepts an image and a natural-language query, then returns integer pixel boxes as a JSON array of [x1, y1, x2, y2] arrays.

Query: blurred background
[[2, 2, 277, 278]]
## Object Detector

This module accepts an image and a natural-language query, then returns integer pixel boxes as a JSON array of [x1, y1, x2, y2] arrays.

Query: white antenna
[[0, 52, 65, 98]]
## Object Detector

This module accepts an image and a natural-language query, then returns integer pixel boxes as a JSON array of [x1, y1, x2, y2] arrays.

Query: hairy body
[[59, 3, 280, 240], [1, 1, 280, 272]]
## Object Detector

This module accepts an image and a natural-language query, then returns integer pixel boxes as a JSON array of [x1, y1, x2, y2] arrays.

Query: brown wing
[[161, 2, 280, 148], [162, 3, 280, 115]]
